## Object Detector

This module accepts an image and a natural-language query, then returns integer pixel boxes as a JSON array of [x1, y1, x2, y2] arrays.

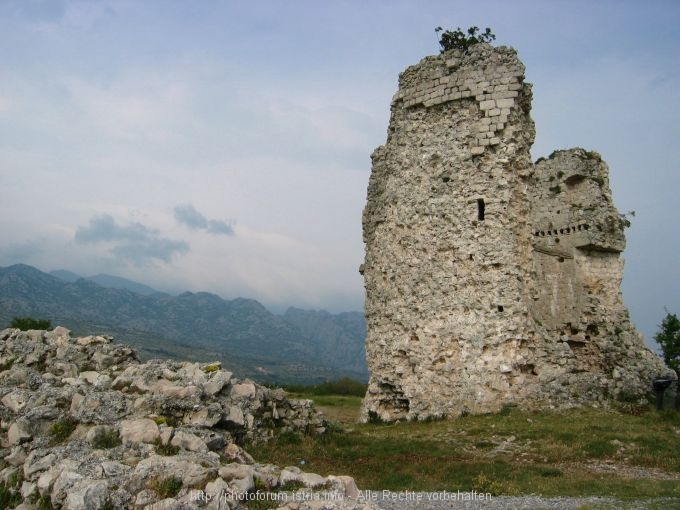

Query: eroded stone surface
[[361, 43, 672, 422]]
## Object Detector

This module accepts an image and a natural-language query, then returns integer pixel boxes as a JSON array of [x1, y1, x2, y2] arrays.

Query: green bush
[[655, 311, 680, 374], [435, 26, 496, 53], [10, 317, 51, 331]]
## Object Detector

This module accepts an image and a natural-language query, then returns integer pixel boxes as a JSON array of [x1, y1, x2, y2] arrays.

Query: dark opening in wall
[[497, 305, 504, 312], [477, 199, 485, 221]]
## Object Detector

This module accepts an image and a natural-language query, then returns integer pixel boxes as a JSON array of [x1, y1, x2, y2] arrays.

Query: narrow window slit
[[477, 199, 485, 221]]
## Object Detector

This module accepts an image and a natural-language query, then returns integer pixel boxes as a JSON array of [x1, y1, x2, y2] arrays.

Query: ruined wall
[[360, 44, 671, 422]]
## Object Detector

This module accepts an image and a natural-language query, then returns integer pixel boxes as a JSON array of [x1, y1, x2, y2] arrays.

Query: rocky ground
[[0, 327, 375, 509]]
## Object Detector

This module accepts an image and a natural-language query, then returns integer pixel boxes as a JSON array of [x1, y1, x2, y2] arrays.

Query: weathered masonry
[[360, 43, 672, 422]]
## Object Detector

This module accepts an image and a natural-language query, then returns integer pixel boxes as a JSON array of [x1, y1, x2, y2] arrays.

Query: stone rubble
[[0, 327, 375, 510], [360, 43, 674, 422]]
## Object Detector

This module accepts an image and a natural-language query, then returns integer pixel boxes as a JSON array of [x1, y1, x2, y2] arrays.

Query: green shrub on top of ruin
[[435, 26, 496, 53]]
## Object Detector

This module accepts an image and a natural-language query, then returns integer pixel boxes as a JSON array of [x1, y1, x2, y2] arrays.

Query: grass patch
[[91, 427, 122, 449], [249, 398, 680, 499], [153, 438, 180, 456], [49, 417, 77, 445], [148, 476, 182, 498], [278, 480, 306, 492], [0, 469, 24, 508], [0, 484, 22, 508]]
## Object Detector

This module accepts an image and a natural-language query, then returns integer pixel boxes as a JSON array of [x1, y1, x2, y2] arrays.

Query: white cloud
[[74, 214, 190, 266]]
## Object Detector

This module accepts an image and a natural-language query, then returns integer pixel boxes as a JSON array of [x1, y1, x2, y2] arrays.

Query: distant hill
[[49, 269, 82, 283], [1, 264, 367, 384], [50, 270, 165, 296]]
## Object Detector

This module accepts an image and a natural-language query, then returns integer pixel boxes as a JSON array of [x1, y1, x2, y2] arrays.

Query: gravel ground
[[369, 492, 679, 510]]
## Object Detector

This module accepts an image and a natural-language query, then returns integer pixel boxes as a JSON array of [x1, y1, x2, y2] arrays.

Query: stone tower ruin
[[360, 43, 671, 422]]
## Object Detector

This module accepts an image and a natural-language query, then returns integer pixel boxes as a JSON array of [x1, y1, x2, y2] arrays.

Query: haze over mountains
[[0, 264, 367, 384]]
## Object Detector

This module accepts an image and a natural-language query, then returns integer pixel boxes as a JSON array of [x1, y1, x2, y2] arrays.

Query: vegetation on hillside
[[9, 316, 51, 331], [281, 377, 367, 397]]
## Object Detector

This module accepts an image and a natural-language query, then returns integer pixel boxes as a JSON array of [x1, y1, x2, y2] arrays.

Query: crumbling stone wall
[[360, 44, 672, 422]]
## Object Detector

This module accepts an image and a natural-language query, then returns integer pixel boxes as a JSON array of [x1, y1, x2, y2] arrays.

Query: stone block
[[496, 98, 515, 108], [479, 99, 496, 110]]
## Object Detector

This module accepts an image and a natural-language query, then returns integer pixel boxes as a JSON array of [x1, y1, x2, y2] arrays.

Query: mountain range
[[0, 264, 367, 384]]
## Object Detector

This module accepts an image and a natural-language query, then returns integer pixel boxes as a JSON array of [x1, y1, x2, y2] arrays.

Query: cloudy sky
[[1, 0, 678, 347]]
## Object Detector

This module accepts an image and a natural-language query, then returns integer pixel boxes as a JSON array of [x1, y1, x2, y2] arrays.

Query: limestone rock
[[0, 326, 372, 510], [281, 466, 327, 488], [170, 430, 208, 452], [2, 390, 30, 413], [8, 418, 32, 445], [64, 479, 109, 510], [203, 369, 232, 396], [5, 446, 27, 466], [119, 418, 160, 445]]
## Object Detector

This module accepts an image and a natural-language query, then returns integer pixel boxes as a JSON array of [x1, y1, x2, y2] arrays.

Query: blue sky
[[0, 0, 678, 348]]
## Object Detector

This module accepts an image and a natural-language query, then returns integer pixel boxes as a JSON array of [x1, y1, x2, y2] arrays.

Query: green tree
[[654, 311, 680, 408], [435, 26, 496, 53], [10, 317, 52, 331]]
